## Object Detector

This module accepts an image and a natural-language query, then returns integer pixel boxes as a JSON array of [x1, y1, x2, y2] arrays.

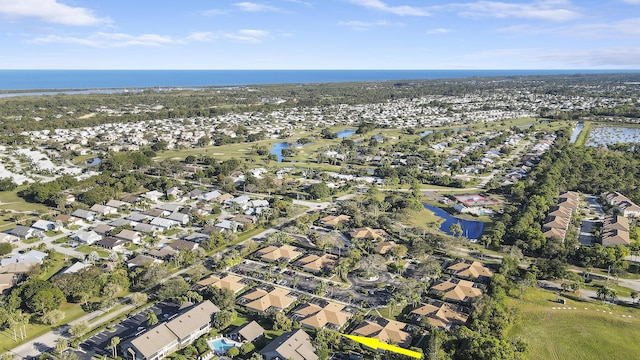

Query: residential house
[[183, 232, 209, 243], [95, 237, 127, 251], [295, 254, 338, 274], [150, 217, 179, 230], [214, 220, 239, 233], [121, 195, 141, 204], [127, 212, 151, 223], [186, 189, 204, 199], [256, 245, 302, 263], [158, 203, 182, 213], [230, 320, 265, 343], [8, 225, 42, 239], [166, 187, 182, 198], [374, 241, 398, 255], [144, 208, 169, 218], [60, 261, 92, 275], [260, 329, 318, 360], [142, 190, 164, 202], [124, 300, 220, 360], [110, 218, 134, 227], [197, 190, 221, 202], [409, 299, 469, 330], [351, 316, 412, 348], [238, 285, 297, 313], [71, 209, 97, 221], [90, 204, 118, 216], [603, 191, 640, 218], [445, 260, 494, 282], [349, 227, 387, 240], [134, 223, 160, 235], [602, 214, 631, 246], [168, 240, 198, 252], [0, 233, 19, 243], [115, 229, 142, 244], [31, 220, 59, 232], [320, 214, 351, 228], [167, 212, 190, 225], [0, 250, 48, 267], [106, 199, 127, 209], [429, 278, 484, 304], [291, 299, 352, 330], [71, 230, 102, 245], [93, 223, 114, 235], [128, 255, 161, 268], [147, 247, 177, 261], [54, 214, 81, 226], [195, 273, 247, 294]]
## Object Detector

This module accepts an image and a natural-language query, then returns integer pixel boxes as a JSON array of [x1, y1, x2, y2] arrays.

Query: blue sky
[[0, 0, 639, 69]]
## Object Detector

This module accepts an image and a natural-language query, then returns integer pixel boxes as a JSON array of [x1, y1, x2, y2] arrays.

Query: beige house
[[292, 300, 352, 330], [319, 214, 351, 227], [195, 273, 247, 294], [409, 299, 469, 329], [349, 227, 387, 240], [430, 279, 483, 304], [256, 245, 302, 263], [239, 285, 297, 313], [351, 316, 412, 347], [296, 254, 338, 274], [446, 260, 494, 282]]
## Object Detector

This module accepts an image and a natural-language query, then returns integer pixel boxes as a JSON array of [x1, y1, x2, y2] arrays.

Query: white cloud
[[347, 0, 430, 16], [427, 28, 452, 34], [186, 32, 217, 42], [234, 2, 280, 12], [622, 0, 640, 4], [30, 32, 182, 47], [339, 20, 392, 31], [201, 9, 228, 16], [0, 0, 108, 26], [446, 0, 580, 21], [499, 17, 640, 37], [468, 46, 640, 68], [30, 29, 273, 47], [536, 47, 640, 67], [223, 29, 270, 43]]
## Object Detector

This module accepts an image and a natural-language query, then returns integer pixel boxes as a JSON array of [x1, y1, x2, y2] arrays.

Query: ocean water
[[0, 69, 633, 91]]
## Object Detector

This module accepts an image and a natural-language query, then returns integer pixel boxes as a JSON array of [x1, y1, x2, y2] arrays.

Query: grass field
[[507, 287, 640, 360], [573, 121, 592, 146], [0, 188, 49, 212]]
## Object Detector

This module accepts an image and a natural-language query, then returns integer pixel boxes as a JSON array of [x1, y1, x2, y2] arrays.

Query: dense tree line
[[493, 129, 640, 274]]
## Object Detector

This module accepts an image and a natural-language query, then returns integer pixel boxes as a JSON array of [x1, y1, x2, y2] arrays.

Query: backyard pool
[[209, 337, 239, 354]]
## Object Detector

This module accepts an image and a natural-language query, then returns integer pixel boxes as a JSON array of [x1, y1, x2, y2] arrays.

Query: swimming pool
[[209, 338, 238, 353]]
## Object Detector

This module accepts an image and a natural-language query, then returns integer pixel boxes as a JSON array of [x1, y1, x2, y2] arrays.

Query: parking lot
[[74, 302, 180, 359], [231, 259, 398, 309]]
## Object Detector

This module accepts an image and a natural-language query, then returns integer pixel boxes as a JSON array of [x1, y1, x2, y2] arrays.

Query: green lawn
[[75, 245, 110, 258], [405, 207, 444, 230], [0, 188, 50, 212], [506, 287, 640, 360], [0, 302, 86, 353]]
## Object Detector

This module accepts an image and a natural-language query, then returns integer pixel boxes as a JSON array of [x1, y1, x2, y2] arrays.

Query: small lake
[[423, 203, 485, 240], [586, 126, 640, 147], [420, 130, 434, 137], [569, 122, 584, 144], [87, 158, 102, 167], [337, 129, 356, 138], [270, 142, 291, 162]]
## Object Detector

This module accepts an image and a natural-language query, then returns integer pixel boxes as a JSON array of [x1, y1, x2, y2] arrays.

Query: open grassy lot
[[0, 188, 50, 212], [506, 287, 640, 360]]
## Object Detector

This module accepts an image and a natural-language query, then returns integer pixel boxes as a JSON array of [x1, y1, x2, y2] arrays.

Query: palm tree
[[108, 336, 121, 358]]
